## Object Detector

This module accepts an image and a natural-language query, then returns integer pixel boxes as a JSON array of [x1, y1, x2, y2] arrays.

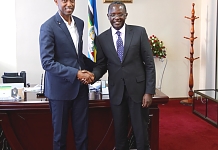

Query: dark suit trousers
[[49, 84, 89, 150], [111, 86, 150, 150]]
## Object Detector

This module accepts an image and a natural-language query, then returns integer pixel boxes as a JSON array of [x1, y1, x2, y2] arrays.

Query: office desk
[[0, 89, 168, 150]]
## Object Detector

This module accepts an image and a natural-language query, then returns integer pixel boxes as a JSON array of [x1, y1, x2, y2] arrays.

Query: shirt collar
[[111, 24, 126, 36], [58, 12, 74, 26]]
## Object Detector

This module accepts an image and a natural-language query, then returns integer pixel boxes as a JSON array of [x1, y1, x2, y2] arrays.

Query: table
[[193, 89, 218, 127], [0, 89, 168, 150]]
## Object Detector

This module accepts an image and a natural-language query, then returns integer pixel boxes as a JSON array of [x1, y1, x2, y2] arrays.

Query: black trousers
[[111, 86, 150, 150]]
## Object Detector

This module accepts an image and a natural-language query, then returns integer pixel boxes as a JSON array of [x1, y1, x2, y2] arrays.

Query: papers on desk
[[0, 83, 24, 101], [89, 81, 101, 91], [89, 80, 109, 95], [101, 80, 109, 95], [24, 84, 44, 93]]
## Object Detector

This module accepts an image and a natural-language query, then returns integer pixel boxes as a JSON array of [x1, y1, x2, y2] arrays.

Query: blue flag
[[88, 0, 98, 62]]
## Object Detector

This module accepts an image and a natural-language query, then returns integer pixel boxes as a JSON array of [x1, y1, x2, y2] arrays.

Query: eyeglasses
[[61, 0, 75, 3], [108, 13, 126, 18]]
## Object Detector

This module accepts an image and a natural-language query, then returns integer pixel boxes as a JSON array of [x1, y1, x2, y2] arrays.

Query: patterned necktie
[[116, 31, 124, 62]]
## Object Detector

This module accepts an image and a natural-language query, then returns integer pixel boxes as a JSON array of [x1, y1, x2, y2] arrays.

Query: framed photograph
[[103, 0, 132, 3]]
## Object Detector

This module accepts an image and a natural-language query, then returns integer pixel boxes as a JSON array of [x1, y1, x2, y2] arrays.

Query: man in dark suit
[[39, 0, 94, 149], [92, 1, 156, 150]]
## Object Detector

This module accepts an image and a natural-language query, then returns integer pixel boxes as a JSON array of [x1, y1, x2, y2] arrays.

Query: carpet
[[159, 100, 218, 150]]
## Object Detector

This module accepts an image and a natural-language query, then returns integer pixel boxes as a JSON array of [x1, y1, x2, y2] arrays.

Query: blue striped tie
[[116, 31, 124, 62]]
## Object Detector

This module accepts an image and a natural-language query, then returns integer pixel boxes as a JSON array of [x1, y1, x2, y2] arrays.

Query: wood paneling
[[0, 89, 168, 150]]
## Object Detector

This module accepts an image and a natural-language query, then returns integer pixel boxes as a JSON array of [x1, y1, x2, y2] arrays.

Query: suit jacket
[[93, 25, 156, 105], [39, 12, 94, 100]]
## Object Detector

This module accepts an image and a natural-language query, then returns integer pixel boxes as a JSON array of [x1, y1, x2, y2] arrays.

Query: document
[[23, 84, 44, 93], [101, 80, 109, 95]]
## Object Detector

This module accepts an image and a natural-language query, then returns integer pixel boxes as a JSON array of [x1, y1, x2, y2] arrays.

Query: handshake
[[77, 70, 95, 85]]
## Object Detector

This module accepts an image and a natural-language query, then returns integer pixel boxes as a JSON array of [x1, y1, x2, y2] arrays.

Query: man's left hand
[[142, 94, 153, 108]]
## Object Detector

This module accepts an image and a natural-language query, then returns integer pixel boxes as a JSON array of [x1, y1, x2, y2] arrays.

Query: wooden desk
[[0, 89, 168, 150]]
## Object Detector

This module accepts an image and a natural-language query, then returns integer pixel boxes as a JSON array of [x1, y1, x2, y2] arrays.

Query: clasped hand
[[77, 70, 94, 85]]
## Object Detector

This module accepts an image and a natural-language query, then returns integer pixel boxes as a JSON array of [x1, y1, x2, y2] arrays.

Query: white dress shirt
[[111, 24, 126, 51], [59, 13, 79, 54]]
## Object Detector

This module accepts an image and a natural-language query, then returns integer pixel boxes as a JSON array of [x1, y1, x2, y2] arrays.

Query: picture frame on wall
[[103, 0, 132, 3]]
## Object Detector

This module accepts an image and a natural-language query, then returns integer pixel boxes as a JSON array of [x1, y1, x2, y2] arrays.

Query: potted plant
[[149, 35, 167, 59]]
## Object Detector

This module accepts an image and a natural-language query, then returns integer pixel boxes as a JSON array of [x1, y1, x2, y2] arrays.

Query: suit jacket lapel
[[106, 29, 121, 61], [74, 16, 83, 58], [123, 25, 133, 62], [55, 13, 77, 55]]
